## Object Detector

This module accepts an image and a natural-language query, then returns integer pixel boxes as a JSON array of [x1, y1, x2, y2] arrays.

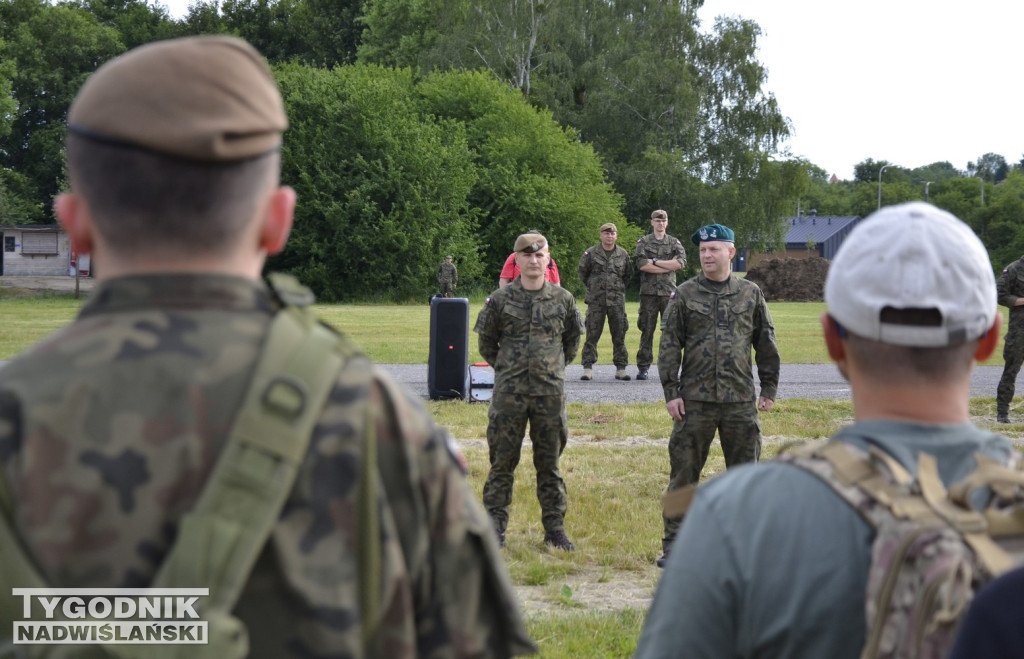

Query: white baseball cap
[[824, 202, 996, 347]]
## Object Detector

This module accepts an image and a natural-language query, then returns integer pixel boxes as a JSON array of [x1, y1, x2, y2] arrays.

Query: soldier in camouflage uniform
[[636, 203, 1008, 659], [634, 209, 687, 380], [475, 233, 583, 551], [655, 223, 779, 568], [437, 255, 458, 298], [578, 222, 633, 381], [0, 36, 535, 658], [996, 255, 1024, 422]]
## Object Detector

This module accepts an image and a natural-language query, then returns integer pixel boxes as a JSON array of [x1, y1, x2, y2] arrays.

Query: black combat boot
[[543, 530, 576, 552]]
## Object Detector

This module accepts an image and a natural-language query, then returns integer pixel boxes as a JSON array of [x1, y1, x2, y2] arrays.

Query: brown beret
[[514, 233, 548, 253], [600, 222, 617, 233], [68, 36, 287, 162]]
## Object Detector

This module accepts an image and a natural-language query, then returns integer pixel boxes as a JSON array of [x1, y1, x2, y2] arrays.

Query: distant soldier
[[655, 223, 780, 568], [437, 254, 458, 297], [996, 254, 1024, 422], [0, 36, 535, 657], [578, 222, 633, 381], [634, 209, 686, 380], [475, 232, 583, 551]]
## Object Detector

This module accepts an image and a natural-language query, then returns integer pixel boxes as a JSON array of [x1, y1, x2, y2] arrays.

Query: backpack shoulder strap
[[151, 300, 352, 610]]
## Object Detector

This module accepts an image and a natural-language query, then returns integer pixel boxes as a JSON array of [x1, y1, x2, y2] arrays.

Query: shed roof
[[783, 215, 859, 245]]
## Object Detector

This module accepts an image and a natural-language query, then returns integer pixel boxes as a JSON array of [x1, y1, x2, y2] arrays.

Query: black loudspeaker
[[428, 297, 469, 400]]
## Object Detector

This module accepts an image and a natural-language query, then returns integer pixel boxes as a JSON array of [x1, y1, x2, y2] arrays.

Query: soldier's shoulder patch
[[670, 291, 676, 299], [1004, 269, 1009, 274], [583, 250, 589, 256], [636, 237, 644, 244], [484, 297, 492, 305], [675, 240, 683, 248]]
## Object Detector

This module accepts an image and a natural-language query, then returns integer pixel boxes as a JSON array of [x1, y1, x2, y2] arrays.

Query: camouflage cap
[[68, 36, 287, 162], [445, 255, 453, 259], [691, 223, 735, 245], [600, 223, 618, 233], [651, 209, 668, 220], [514, 233, 548, 253]]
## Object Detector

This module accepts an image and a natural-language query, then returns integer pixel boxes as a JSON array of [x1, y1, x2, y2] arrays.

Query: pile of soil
[[745, 257, 830, 302]]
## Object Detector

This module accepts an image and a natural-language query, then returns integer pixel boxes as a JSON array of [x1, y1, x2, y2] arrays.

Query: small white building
[[0, 225, 85, 277]]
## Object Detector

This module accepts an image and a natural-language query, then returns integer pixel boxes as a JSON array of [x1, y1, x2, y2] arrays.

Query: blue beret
[[691, 223, 735, 245]]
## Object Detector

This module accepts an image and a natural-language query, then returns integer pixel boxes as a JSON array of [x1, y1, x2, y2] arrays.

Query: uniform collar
[[79, 273, 277, 319]]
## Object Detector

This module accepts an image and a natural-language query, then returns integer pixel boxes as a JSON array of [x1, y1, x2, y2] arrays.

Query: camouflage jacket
[[634, 233, 687, 296], [997, 257, 1024, 327], [474, 280, 583, 396], [658, 274, 780, 403], [0, 274, 535, 658], [578, 243, 633, 306], [436, 261, 458, 285]]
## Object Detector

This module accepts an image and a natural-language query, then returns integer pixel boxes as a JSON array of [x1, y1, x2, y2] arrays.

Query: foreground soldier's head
[[56, 36, 296, 281], [822, 202, 1000, 420]]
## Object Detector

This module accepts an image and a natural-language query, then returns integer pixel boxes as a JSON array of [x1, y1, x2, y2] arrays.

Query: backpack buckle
[[262, 376, 308, 419]]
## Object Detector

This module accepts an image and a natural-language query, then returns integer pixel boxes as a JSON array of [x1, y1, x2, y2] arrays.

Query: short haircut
[[66, 134, 280, 258], [845, 333, 977, 385]]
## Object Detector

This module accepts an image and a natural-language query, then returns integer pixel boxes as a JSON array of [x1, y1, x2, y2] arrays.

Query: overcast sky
[[696, 0, 1024, 179], [158, 0, 1023, 180]]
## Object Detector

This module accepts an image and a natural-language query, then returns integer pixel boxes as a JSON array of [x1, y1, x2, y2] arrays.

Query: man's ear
[[55, 192, 95, 256], [821, 313, 847, 363], [975, 315, 1002, 362], [258, 186, 296, 256]]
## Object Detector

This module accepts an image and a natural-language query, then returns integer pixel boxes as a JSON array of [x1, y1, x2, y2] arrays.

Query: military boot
[[615, 369, 631, 381], [581, 367, 593, 381], [543, 530, 576, 552], [998, 413, 1010, 423], [635, 369, 649, 381]]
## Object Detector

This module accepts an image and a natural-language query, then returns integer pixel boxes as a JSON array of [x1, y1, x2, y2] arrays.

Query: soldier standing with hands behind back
[[475, 233, 583, 551], [634, 209, 686, 380], [655, 223, 779, 568], [578, 222, 633, 381]]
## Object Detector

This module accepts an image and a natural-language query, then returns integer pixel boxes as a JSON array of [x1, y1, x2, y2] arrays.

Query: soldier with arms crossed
[[0, 36, 534, 658], [634, 209, 686, 380]]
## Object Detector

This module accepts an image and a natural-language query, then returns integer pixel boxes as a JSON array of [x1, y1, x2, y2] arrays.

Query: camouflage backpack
[[0, 274, 380, 658], [777, 440, 1024, 659]]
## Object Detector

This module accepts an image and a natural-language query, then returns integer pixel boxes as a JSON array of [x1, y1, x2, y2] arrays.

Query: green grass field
[[0, 289, 1014, 367], [1, 287, 1020, 657]]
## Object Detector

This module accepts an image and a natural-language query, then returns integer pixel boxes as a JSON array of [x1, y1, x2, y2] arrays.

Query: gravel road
[[381, 362, 1007, 404], [0, 277, 1008, 406]]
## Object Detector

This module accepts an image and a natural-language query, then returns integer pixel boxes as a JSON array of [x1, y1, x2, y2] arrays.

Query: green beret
[[691, 223, 735, 245], [68, 36, 287, 162]]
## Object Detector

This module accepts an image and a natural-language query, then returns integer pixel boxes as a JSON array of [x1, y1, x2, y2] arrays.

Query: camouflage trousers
[[483, 393, 569, 535], [439, 281, 454, 298], [661, 400, 762, 552], [997, 322, 1024, 414], [581, 303, 629, 368], [636, 295, 670, 371]]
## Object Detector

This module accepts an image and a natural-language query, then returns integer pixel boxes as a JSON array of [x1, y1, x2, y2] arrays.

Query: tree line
[[2, 0, 1023, 300]]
